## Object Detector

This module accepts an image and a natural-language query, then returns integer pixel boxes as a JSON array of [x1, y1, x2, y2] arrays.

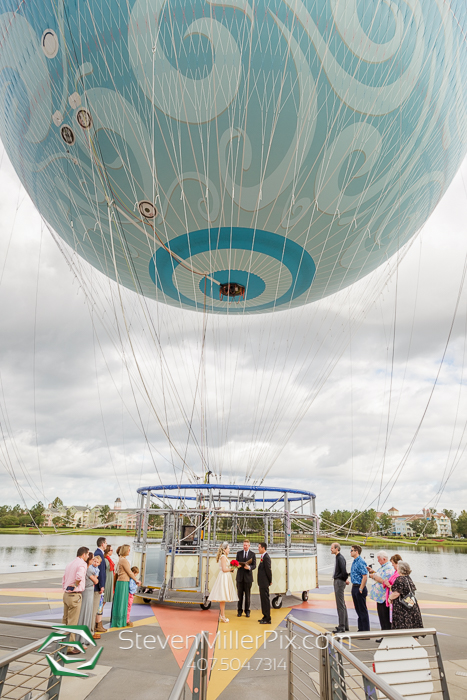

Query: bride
[[208, 542, 238, 623]]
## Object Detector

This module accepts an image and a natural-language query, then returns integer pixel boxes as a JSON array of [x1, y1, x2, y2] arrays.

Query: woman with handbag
[[388, 561, 424, 630]]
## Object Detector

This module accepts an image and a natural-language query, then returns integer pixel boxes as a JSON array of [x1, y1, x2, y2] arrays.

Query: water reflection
[[317, 543, 467, 587], [1, 535, 467, 586], [0, 535, 130, 574]]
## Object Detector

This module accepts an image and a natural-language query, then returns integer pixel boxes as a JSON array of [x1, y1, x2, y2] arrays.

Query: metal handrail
[[0, 618, 57, 630], [167, 633, 201, 700], [288, 616, 406, 700], [335, 627, 437, 640], [0, 636, 50, 668]]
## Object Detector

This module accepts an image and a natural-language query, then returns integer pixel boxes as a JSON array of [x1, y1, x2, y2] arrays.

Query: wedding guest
[[384, 554, 402, 610], [389, 561, 424, 631], [208, 542, 238, 623], [62, 546, 88, 652], [93, 537, 107, 635], [103, 545, 115, 605], [258, 543, 272, 625], [350, 545, 370, 631], [331, 542, 349, 634], [368, 551, 394, 631], [127, 566, 139, 627], [78, 554, 100, 642], [110, 544, 141, 628]]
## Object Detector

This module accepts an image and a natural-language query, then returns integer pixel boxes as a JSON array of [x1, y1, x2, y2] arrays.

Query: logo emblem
[[38, 625, 103, 677]]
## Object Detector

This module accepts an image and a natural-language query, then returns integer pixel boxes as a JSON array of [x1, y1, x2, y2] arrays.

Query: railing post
[[0, 663, 9, 698], [433, 632, 451, 700], [46, 635, 69, 700], [319, 634, 331, 700], [192, 633, 208, 700], [200, 633, 208, 700], [287, 617, 293, 700]]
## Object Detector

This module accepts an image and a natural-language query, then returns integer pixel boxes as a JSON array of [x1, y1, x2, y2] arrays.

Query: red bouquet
[[230, 559, 240, 568]]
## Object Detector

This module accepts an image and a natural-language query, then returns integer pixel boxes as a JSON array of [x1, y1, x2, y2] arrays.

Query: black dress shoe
[[258, 618, 266, 623], [246, 611, 250, 618], [259, 619, 271, 624], [237, 612, 242, 617]]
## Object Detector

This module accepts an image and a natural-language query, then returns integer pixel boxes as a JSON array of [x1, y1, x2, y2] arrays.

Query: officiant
[[236, 539, 257, 617]]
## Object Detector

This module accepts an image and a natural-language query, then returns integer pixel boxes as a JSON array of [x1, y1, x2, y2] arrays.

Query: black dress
[[391, 575, 424, 630]]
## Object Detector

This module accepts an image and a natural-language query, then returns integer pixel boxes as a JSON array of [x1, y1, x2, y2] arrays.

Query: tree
[[456, 510, 467, 537], [51, 497, 64, 509], [99, 505, 112, 526], [410, 517, 437, 537], [319, 509, 354, 536], [148, 504, 163, 529], [442, 509, 457, 535], [354, 509, 377, 534], [52, 515, 65, 528], [64, 509, 75, 528], [29, 502, 45, 527], [0, 515, 19, 528], [378, 513, 393, 535]]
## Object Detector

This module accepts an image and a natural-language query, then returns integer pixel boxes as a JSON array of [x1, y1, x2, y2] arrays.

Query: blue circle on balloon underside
[[199, 270, 266, 302], [149, 227, 316, 312]]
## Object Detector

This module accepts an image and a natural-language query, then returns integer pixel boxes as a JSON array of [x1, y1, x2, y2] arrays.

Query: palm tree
[[99, 505, 112, 527]]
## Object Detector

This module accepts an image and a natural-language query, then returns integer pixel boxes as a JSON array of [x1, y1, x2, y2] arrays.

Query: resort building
[[386, 507, 452, 537], [43, 498, 137, 529]]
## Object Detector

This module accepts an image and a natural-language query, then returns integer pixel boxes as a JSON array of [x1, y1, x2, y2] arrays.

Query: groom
[[236, 539, 256, 617]]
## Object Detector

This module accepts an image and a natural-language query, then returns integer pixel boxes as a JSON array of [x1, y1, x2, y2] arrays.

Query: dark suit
[[94, 548, 107, 591], [236, 549, 257, 615], [257, 552, 272, 622], [92, 547, 107, 633]]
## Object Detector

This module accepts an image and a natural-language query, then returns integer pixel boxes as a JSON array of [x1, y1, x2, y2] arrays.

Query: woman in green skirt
[[110, 544, 141, 628]]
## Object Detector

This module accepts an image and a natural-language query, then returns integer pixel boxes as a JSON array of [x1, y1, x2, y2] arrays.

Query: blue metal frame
[[137, 483, 315, 503]]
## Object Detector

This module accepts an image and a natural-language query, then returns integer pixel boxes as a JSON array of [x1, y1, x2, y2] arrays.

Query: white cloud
[[1, 147, 467, 517]]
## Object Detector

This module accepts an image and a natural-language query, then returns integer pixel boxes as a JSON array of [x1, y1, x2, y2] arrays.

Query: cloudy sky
[[1, 144, 467, 516]]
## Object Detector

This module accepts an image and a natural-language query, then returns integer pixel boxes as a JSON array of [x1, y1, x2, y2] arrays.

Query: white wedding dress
[[208, 555, 238, 602]]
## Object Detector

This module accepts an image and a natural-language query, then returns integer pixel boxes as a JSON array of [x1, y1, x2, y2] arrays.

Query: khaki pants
[[62, 592, 82, 641], [91, 591, 101, 632]]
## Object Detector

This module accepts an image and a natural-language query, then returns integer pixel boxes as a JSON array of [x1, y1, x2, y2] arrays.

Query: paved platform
[[0, 572, 466, 699]]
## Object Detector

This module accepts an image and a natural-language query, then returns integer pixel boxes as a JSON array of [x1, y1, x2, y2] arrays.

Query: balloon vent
[[138, 200, 157, 219], [219, 282, 245, 301], [60, 125, 75, 145], [76, 109, 92, 129]]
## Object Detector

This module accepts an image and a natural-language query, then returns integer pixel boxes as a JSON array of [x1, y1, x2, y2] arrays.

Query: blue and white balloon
[[0, 0, 466, 313]]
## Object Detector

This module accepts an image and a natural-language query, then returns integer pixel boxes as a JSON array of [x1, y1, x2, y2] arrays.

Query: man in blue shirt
[[350, 545, 370, 631]]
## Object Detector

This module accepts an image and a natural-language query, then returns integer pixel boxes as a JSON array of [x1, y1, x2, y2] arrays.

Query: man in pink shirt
[[62, 546, 89, 650]]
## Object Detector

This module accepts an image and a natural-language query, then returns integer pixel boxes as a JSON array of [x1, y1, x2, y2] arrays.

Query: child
[[127, 566, 139, 627]]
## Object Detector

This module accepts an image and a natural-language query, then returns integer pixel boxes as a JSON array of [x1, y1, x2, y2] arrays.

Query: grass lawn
[[317, 535, 466, 547]]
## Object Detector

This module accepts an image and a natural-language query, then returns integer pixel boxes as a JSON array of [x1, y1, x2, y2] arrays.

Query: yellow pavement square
[[207, 608, 289, 700]]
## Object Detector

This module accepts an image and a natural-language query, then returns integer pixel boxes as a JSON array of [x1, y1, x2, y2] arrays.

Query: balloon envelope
[[0, 0, 466, 313]]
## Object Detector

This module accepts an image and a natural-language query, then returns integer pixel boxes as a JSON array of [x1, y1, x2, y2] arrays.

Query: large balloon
[[0, 0, 466, 313]]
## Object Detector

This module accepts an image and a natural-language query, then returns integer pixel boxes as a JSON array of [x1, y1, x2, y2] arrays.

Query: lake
[[316, 542, 467, 588], [0, 535, 466, 588], [0, 534, 131, 575]]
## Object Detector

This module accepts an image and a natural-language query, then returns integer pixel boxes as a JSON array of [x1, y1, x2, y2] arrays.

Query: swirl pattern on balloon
[[0, 0, 465, 313]]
